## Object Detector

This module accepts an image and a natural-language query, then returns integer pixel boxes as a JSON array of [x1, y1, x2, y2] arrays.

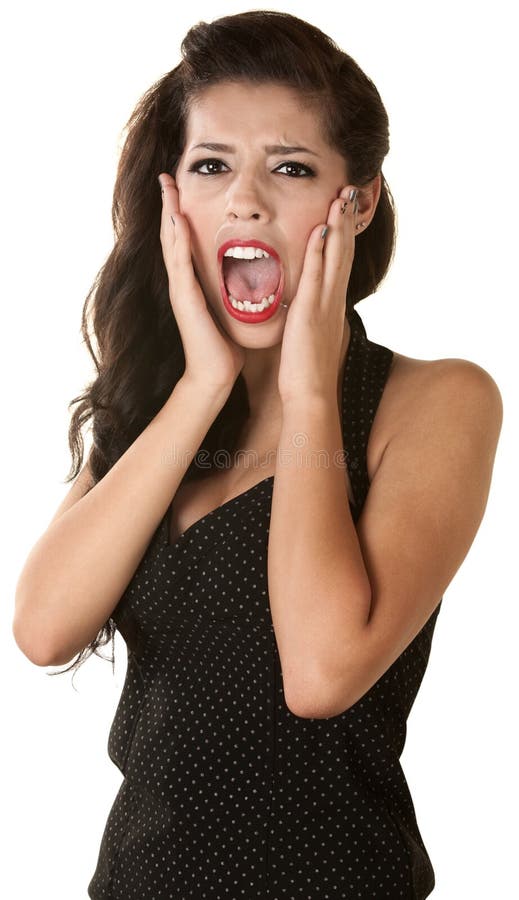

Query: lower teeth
[[229, 294, 276, 312]]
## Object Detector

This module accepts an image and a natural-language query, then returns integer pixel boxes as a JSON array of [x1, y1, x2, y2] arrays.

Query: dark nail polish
[[321, 225, 328, 239], [340, 201, 348, 215], [348, 188, 358, 203], [170, 214, 175, 226]]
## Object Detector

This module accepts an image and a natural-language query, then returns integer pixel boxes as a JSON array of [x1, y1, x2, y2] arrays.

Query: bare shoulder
[[367, 349, 503, 482]]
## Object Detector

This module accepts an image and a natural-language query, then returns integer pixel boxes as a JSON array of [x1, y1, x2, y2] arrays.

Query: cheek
[[176, 178, 203, 219], [177, 184, 193, 218], [182, 220, 218, 297], [287, 215, 318, 262], [308, 191, 337, 221], [178, 189, 214, 245], [283, 202, 330, 293], [178, 204, 206, 259], [289, 189, 335, 235]]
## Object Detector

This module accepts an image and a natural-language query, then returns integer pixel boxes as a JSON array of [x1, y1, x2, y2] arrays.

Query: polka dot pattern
[[88, 309, 442, 899]]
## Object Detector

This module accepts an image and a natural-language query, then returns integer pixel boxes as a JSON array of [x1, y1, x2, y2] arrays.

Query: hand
[[158, 173, 246, 395], [277, 186, 357, 406]]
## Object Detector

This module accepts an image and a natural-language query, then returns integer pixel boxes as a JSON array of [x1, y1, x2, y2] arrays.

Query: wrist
[[174, 374, 233, 411], [280, 389, 337, 417]]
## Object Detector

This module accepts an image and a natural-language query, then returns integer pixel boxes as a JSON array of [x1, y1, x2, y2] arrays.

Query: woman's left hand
[[277, 186, 358, 406]]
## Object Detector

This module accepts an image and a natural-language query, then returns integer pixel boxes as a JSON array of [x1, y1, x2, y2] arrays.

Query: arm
[[268, 360, 503, 719], [13, 377, 229, 667]]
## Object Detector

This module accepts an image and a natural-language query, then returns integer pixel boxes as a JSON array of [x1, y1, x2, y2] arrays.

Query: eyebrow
[[190, 142, 320, 157]]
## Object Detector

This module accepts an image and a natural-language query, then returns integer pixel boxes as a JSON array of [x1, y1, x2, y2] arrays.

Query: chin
[[214, 306, 284, 348]]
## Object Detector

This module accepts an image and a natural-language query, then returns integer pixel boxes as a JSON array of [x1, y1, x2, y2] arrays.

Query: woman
[[13, 10, 502, 899]]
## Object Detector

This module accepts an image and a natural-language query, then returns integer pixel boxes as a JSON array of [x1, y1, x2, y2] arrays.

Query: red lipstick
[[217, 239, 285, 324]]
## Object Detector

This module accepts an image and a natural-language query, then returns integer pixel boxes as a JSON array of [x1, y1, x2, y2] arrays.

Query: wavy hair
[[50, 10, 396, 678]]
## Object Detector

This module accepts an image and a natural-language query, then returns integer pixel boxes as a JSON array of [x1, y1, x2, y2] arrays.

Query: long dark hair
[[50, 10, 395, 677]]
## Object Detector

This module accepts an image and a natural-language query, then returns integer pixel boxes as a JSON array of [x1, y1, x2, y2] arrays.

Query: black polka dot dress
[[88, 308, 442, 899]]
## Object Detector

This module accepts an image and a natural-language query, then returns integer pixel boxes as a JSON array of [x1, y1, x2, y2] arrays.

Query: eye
[[188, 158, 230, 176], [274, 161, 316, 178]]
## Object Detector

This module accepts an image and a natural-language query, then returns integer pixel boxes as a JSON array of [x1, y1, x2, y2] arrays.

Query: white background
[[2, 1, 517, 897]]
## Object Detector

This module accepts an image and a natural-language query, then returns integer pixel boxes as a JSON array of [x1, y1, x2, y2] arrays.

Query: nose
[[224, 171, 272, 223]]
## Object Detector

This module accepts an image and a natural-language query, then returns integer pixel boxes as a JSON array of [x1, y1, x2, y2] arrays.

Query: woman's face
[[174, 81, 349, 345]]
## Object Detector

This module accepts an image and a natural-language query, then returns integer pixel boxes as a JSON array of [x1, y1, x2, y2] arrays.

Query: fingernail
[[340, 200, 348, 215], [170, 214, 175, 226], [321, 225, 329, 240], [349, 188, 360, 216]]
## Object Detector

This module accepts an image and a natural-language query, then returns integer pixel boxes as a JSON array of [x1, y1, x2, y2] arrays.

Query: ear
[[356, 173, 382, 230]]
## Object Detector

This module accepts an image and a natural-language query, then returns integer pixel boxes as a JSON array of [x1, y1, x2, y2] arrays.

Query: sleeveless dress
[[88, 308, 442, 899]]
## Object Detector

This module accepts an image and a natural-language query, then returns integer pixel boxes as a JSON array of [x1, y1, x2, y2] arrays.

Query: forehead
[[184, 81, 330, 148]]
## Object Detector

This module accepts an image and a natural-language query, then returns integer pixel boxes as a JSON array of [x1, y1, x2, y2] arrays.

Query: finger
[[157, 173, 209, 339], [321, 186, 357, 300], [294, 222, 328, 310], [158, 173, 178, 266], [157, 173, 194, 279]]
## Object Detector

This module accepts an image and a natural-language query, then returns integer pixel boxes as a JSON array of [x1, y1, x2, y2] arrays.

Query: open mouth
[[217, 240, 284, 321]]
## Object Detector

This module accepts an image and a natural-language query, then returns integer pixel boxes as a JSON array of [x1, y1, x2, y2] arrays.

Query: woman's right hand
[[158, 172, 245, 396]]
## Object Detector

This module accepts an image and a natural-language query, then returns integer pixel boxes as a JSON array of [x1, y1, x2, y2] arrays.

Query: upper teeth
[[223, 246, 270, 259]]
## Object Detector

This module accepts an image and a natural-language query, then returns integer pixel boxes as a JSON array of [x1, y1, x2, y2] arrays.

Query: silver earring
[[355, 222, 366, 231], [280, 302, 288, 309]]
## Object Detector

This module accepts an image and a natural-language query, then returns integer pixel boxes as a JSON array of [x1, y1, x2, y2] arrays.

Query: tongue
[[223, 256, 280, 303]]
